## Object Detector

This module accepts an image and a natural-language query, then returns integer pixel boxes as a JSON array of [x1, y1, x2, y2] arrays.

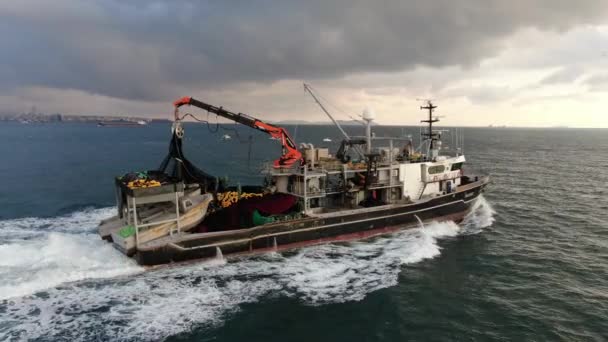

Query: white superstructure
[[266, 100, 469, 214]]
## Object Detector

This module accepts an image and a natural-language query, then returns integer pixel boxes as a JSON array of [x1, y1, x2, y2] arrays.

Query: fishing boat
[[98, 90, 489, 266]]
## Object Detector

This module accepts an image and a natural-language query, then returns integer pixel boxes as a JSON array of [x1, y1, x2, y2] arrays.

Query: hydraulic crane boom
[[173, 96, 302, 168]]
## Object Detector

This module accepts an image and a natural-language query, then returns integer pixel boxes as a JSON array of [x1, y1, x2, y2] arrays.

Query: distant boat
[[323, 138, 332, 142], [221, 134, 232, 140], [98, 119, 147, 127]]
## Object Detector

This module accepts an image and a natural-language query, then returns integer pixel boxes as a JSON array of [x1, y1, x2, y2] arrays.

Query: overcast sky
[[2, 0, 608, 127]]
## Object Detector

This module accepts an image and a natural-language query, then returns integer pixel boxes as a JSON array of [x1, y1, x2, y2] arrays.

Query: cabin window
[[451, 162, 463, 171], [428, 165, 445, 174]]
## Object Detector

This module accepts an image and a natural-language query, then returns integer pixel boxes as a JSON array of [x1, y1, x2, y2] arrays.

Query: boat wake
[[0, 196, 495, 341], [0, 208, 143, 301]]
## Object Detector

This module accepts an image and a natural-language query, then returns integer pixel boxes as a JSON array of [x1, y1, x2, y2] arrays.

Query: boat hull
[[135, 178, 488, 266]]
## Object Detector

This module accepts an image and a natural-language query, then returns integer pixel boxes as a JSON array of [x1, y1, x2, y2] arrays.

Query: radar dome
[[362, 108, 375, 121]]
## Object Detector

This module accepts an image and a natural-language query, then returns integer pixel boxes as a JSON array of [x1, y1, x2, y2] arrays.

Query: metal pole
[[303, 167, 308, 212], [304, 83, 350, 139], [174, 190, 181, 236], [462, 128, 464, 155], [365, 120, 372, 154], [389, 139, 393, 191], [304, 83, 365, 159], [132, 196, 139, 248], [126, 195, 131, 226]]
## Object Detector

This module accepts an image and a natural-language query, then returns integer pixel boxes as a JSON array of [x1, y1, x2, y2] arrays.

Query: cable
[[178, 112, 219, 133], [306, 84, 364, 124], [177, 112, 261, 172]]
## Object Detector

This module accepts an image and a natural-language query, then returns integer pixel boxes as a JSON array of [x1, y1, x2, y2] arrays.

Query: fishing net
[[158, 131, 223, 191]]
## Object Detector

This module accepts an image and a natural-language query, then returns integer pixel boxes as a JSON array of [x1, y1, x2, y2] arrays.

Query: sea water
[[0, 123, 606, 341]]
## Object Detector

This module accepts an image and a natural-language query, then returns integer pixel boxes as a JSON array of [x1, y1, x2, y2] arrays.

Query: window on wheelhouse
[[451, 162, 463, 171], [428, 165, 445, 174]]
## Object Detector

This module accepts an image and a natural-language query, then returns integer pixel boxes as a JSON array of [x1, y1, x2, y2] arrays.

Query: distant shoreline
[[0, 113, 603, 129], [0, 112, 170, 124]]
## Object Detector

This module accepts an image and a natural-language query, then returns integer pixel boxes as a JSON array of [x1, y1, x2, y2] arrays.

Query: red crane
[[173, 96, 302, 168]]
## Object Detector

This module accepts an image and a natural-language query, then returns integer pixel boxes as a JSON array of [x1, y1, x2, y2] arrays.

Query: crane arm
[[173, 96, 302, 168], [303, 83, 365, 160]]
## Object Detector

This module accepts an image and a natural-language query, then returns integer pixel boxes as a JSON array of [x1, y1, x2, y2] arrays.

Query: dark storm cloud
[[1, 0, 607, 101]]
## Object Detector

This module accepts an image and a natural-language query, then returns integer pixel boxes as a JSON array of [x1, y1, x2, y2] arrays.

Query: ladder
[[415, 183, 427, 200]]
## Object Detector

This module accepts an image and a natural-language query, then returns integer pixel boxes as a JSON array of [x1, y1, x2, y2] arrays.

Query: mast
[[420, 100, 440, 159]]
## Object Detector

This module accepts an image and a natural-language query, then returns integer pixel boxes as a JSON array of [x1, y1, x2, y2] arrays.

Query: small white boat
[[221, 134, 232, 140], [98, 187, 213, 256], [323, 138, 332, 142]]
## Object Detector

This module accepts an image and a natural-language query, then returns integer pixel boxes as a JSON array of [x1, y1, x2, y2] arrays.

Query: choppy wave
[[0, 196, 494, 341]]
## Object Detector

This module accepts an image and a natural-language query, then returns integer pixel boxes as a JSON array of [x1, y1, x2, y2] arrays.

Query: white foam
[[462, 195, 496, 234], [0, 207, 116, 242], [0, 207, 142, 301], [275, 220, 461, 304], [0, 232, 143, 300], [2, 262, 281, 341], [0, 200, 495, 341]]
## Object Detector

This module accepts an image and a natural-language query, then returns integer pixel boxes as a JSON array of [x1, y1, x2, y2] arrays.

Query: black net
[[158, 132, 222, 191]]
